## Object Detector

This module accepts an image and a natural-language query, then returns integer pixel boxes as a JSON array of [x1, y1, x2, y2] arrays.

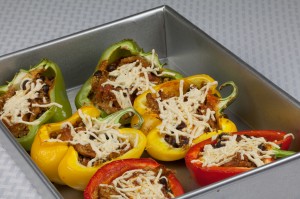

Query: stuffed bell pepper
[[75, 39, 183, 122], [185, 130, 295, 186], [0, 59, 72, 151], [84, 158, 184, 199], [132, 74, 238, 161], [31, 106, 147, 191]]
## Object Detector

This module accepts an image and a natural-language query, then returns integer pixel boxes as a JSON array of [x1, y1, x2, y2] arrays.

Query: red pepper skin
[[185, 130, 293, 186], [84, 158, 184, 199]]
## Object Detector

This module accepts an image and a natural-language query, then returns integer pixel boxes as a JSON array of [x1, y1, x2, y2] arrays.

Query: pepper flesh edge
[[132, 74, 226, 134], [75, 39, 183, 112], [83, 158, 184, 199], [31, 106, 101, 184], [0, 59, 72, 151], [132, 74, 238, 161], [146, 118, 237, 161], [58, 128, 147, 190], [30, 106, 147, 191], [185, 130, 294, 186]]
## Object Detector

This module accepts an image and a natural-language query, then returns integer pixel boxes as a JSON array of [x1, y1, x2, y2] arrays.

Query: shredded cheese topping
[[48, 109, 138, 167], [156, 80, 218, 146], [100, 168, 174, 199], [0, 78, 62, 126], [198, 134, 280, 167], [102, 50, 174, 109]]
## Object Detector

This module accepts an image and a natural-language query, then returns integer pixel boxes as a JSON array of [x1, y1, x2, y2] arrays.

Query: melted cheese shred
[[0, 78, 62, 126], [198, 134, 280, 167], [48, 109, 137, 167], [156, 80, 218, 146], [102, 50, 174, 109], [99, 168, 174, 199]]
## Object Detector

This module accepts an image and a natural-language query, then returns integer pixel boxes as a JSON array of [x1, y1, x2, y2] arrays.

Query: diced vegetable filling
[[146, 80, 219, 148], [97, 166, 175, 199], [198, 133, 280, 167], [88, 54, 172, 115], [49, 110, 135, 167], [0, 68, 58, 138]]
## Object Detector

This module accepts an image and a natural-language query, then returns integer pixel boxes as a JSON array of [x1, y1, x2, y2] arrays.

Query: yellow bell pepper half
[[31, 106, 146, 191], [132, 74, 238, 161]]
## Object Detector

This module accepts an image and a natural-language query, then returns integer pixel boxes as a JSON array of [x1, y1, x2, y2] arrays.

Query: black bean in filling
[[50, 120, 132, 167], [88, 56, 169, 115], [146, 86, 219, 148], [212, 133, 265, 168], [97, 166, 175, 199], [0, 70, 54, 138], [163, 121, 189, 148]]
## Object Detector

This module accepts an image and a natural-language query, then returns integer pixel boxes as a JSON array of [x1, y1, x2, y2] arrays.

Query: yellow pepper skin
[[132, 74, 238, 161], [146, 118, 237, 161], [31, 106, 146, 190]]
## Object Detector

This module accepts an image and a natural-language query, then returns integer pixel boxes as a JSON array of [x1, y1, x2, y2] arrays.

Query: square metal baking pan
[[1, 5, 300, 199]]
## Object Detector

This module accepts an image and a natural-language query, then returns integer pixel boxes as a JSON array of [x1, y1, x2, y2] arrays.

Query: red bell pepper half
[[84, 158, 184, 199], [185, 130, 295, 186]]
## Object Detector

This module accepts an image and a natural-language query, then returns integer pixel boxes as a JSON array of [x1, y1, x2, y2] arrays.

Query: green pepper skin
[[0, 59, 72, 151], [75, 39, 183, 113]]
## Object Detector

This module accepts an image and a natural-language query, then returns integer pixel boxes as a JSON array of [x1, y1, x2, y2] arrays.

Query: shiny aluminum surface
[[0, 5, 300, 199]]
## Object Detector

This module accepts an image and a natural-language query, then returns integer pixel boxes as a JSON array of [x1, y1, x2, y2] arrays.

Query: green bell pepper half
[[0, 59, 72, 150], [75, 39, 183, 117]]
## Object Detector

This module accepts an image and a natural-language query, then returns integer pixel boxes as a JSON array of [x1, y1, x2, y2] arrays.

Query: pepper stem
[[273, 148, 296, 158], [217, 81, 238, 114], [98, 107, 144, 129]]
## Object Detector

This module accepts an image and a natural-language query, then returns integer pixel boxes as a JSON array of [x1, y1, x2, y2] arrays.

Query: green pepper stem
[[98, 107, 144, 129], [273, 148, 296, 158], [217, 81, 238, 114]]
